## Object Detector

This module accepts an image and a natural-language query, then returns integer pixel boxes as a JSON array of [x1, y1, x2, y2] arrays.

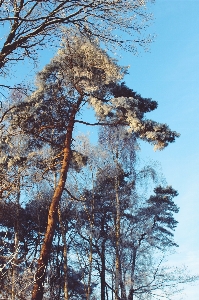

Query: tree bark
[[87, 232, 93, 300], [120, 261, 127, 300], [31, 97, 82, 300], [58, 205, 69, 300], [12, 182, 20, 300], [101, 238, 106, 300], [115, 156, 120, 300], [128, 248, 136, 300], [98, 214, 106, 300], [87, 183, 94, 300]]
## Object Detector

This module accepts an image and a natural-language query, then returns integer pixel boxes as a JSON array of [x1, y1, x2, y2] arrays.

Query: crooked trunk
[[31, 98, 82, 300]]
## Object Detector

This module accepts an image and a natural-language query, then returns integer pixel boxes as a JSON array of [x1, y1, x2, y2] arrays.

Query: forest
[[0, 1, 198, 300]]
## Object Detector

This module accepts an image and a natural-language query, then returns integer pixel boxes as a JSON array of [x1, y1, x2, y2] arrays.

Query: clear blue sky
[[1, 1, 198, 298]]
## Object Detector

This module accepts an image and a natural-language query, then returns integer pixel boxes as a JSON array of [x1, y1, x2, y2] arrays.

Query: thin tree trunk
[[115, 157, 120, 300], [87, 233, 93, 300], [106, 284, 108, 300], [58, 205, 68, 300], [112, 272, 114, 300], [115, 188, 120, 300], [87, 172, 95, 300], [128, 248, 137, 300], [120, 261, 127, 300], [101, 238, 106, 300], [55, 170, 69, 300], [31, 97, 82, 300], [12, 177, 20, 300], [99, 215, 106, 300]]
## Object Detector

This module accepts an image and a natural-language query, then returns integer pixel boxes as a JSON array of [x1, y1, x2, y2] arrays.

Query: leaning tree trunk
[[31, 97, 82, 300]]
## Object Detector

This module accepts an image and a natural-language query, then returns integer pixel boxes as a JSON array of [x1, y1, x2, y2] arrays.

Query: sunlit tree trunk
[[31, 96, 82, 300]]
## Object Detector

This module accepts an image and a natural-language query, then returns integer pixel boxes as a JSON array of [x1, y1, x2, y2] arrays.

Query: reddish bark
[[31, 97, 82, 300]]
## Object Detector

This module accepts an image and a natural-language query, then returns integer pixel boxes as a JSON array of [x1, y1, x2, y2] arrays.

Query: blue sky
[[1, 1, 198, 298]]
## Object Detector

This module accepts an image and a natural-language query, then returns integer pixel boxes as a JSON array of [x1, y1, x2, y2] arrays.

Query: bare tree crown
[[0, 0, 154, 73]]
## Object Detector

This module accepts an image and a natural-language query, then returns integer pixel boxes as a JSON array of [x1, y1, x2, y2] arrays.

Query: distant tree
[[123, 186, 179, 300]]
